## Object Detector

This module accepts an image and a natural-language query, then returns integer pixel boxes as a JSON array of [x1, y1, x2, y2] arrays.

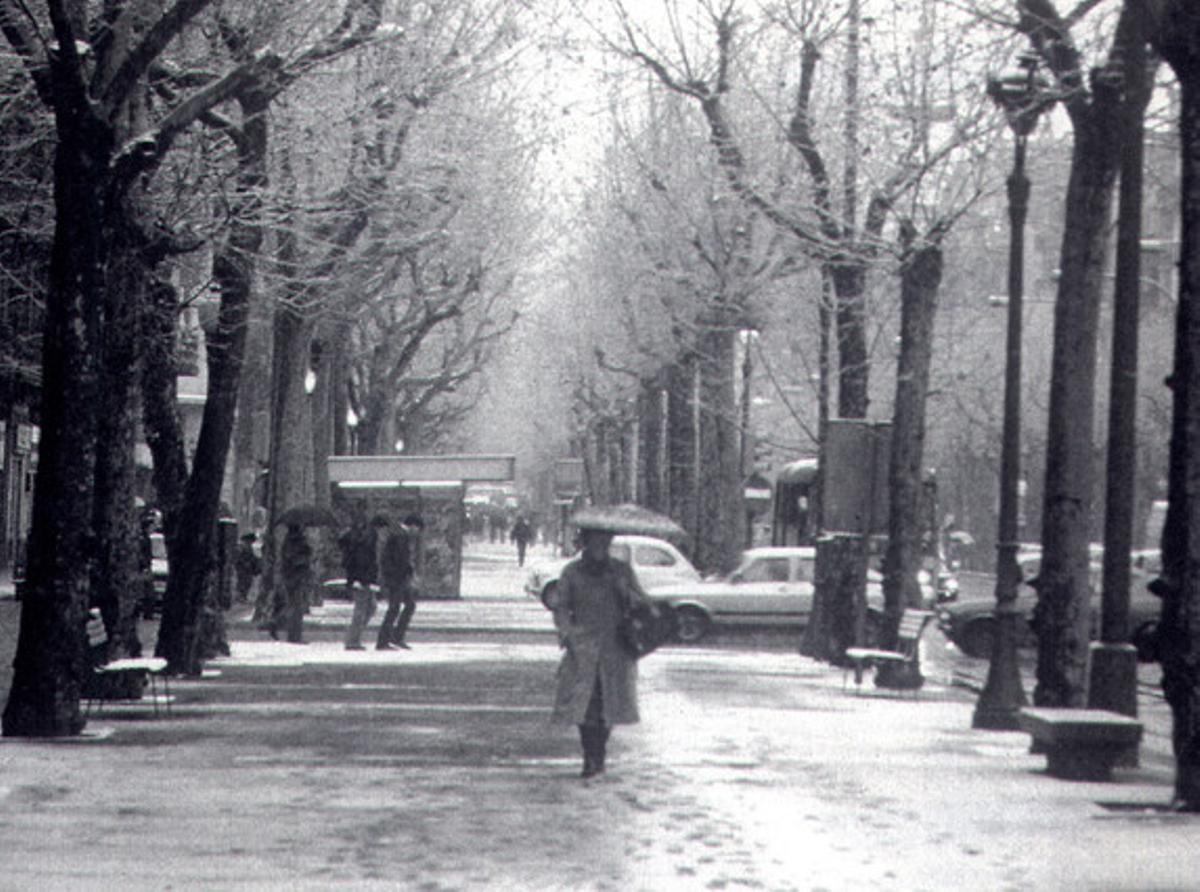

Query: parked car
[[932, 560, 961, 603], [648, 546, 895, 644], [937, 547, 1162, 659], [524, 535, 700, 610]]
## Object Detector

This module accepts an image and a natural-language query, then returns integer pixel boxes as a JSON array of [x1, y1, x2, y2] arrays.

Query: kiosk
[[327, 455, 516, 599]]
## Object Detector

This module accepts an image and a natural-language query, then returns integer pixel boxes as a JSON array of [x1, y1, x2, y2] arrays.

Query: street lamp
[[973, 54, 1053, 731]]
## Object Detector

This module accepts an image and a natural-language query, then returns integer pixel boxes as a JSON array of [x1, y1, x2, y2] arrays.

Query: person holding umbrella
[[270, 522, 314, 643], [263, 504, 337, 641], [235, 533, 262, 604], [551, 518, 660, 779]]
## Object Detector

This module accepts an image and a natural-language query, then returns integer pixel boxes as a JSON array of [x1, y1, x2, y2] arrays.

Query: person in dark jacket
[[274, 524, 313, 643], [376, 514, 423, 650], [340, 504, 380, 650], [511, 516, 533, 567], [235, 533, 262, 604]]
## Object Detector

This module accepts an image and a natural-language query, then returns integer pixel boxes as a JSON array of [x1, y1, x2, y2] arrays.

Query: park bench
[[1018, 707, 1142, 781], [86, 657, 172, 717], [81, 614, 171, 720], [843, 608, 935, 693]]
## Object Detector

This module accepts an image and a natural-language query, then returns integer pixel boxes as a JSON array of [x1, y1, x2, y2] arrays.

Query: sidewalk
[[1, 544, 1196, 890], [0, 613, 1195, 890]]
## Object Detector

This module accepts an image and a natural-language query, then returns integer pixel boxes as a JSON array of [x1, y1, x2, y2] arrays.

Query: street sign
[[822, 420, 890, 535]]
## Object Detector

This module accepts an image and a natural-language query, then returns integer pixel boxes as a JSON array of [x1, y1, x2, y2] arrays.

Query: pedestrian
[[273, 523, 313, 644], [551, 525, 658, 778], [339, 504, 380, 650], [376, 513, 423, 650], [512, 515, 532, 567], [235, 533, 262, 604]]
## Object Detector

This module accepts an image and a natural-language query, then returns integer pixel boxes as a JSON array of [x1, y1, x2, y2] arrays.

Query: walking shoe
[[375, 643, 396, 651], [394, 641, 411, 649], [345, 644, 366, 651]]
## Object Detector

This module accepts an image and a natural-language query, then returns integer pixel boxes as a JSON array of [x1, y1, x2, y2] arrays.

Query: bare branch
[[98, 0, 214, 113]]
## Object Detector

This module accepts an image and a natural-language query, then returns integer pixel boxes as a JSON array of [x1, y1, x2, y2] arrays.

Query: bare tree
[[1007, 0, 1154, 707], [0, 0, 290, 736], [1131, 0, 1200, 813]]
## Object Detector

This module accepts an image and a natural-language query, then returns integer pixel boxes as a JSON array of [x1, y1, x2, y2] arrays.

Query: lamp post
[[973, 55, 1052, 730]]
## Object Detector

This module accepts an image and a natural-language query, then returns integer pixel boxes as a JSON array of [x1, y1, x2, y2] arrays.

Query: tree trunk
[[263, 302, 316, 606], [805, 534, 867, 664], [1165, 70, 1200, 809], [1139, 0, 1200, 811], [829, 259, 871, 419], [2, 75, 108, 737], [152, 90, 265, 675], [666, 356, 698, 551], [877, 233, 942, 689], [1091, 17, 1153, 719], [695, 325, 741, 575], [1034, 96, 1124, 707], [638, 378, 665, 513], [90, 211, 147, 677]]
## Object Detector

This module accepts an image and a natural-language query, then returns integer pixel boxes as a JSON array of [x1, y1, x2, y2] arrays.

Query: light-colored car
[[651, 546, 891, 643], [524, 535, 701, 609]]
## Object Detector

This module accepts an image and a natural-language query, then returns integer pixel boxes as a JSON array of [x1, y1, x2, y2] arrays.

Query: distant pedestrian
[[551, 526, 657, 778], [512, 516, 532, 567], [272, 524, 313, 644], [235, 533, 262, 604], [339, 504, 380, 651], [376, 514, 423, 650]]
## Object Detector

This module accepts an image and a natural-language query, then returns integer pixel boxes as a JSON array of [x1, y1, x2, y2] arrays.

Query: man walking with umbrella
[[273, 523, 313, 643], [265, 504, 335, 642]]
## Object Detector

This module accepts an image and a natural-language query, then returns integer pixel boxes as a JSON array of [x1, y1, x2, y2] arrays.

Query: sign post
[[553, 459, 585, 554]]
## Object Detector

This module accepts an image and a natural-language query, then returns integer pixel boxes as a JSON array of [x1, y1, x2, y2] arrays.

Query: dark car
[[937, 548, 1161, 659]]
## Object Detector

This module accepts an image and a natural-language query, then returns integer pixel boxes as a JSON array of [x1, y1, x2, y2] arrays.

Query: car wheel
[[675, 606, 710, 644], [958, 617, 996, 659], [540, 582, 559, 611]]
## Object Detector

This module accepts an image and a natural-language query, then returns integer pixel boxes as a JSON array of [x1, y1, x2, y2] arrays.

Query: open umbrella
[[274, 504, 340, 528], [947, 530, 976, 547], [571, 503, 687, 541]]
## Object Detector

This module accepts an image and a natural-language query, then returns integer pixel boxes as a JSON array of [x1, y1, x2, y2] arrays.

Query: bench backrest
[[894, 609, 934, 656]]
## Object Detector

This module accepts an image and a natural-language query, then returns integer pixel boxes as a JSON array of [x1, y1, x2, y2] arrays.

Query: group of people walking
[[239, 504, 424, 649], [340, 506, 423, 651]]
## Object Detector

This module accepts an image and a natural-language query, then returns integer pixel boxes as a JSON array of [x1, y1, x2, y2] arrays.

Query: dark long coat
[[551, 556, 648, 726]]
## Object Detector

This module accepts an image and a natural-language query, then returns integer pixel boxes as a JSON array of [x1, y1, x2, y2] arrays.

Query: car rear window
[[635, 546, 676, 567], [742, 558, 790, 583]]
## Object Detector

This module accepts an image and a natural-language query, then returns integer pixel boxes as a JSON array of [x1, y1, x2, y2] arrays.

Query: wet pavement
[[0, 543, 1195, 890]]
